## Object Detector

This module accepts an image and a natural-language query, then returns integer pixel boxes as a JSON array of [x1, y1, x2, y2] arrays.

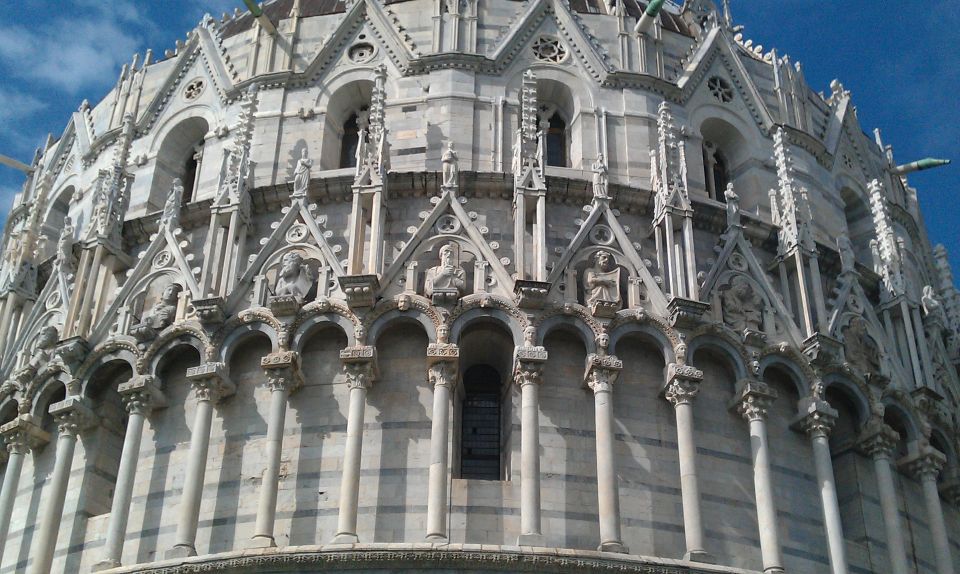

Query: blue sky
[[0, 0, 957, 277]]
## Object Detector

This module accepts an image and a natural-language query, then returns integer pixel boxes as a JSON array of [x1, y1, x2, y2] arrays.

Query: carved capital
[[0, 416, 50, 455], [428, 360, 457, 390], [260, 351, 304, 393], [792, 397, 838, 439], [857, 417, 900, 460], [49, 397, 97, 438], [186, 362, 236, 404], [341, 346, 378, 390], [663, 363, 704, 406], [900, 447, 946, 482], [730, 379, 777, 422], [584, 353, 622, 394], [118, 375, 167, 416]]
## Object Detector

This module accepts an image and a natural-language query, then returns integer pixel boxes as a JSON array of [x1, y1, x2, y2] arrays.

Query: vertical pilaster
[[515, 341, 547, 545], [795, 397, 848, 574], [94, 376, 165, 571], [858, 418, 909, 574], [663, 363, 711, 562], [167, 363, 235, 559], [425, 343, 458, 541], [584, 353, 627, 553], [250, 352, 303, 548], [332, 346, 378, 543], [32, 397, 97, 574], [903, 448, 954, 574], [0, 417, 49, 562], [731, 380, 783, 574]]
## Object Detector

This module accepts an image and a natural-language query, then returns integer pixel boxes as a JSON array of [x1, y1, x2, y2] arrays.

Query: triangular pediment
[[677, 26, 776, 133], [379, 189, 514, 300], [545, 199, 668, 315], [227, 196, 345, 312]]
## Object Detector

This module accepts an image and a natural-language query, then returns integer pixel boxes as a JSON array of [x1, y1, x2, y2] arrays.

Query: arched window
[[545, 112, 568, 168], [702, 141, 729, 202], [460, 364, 502, 480], [339, 112, 361, 169], [150, 117, 209, 212]]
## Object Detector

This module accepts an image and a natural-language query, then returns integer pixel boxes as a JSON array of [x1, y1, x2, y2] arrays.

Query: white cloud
[[0, 90, 46, 123]]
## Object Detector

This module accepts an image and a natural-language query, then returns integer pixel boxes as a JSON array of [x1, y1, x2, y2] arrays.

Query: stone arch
[[314, 67, 394, 171], [291, 313, 356, 353], [820, 370, 873, 429], [608, 320, 676, 366], [758, 350, 813, 399], [369, 311, 434, 347], [144, 325, 210, 376], [217, 321, 281, 367], [0, 398, 19, 427], [76, 337, 141, 396], [535, 313, 598, 355], [881, 395, 923, 455], [148, 112, 213, 210], [41, 183, 75, 247], [27, 372, 72, 421], [689, 108, 755, 204], [451, 307, 524, 349], [686, 331, 750, 382]]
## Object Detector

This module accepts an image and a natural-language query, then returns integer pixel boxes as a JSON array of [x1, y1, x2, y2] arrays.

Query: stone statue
[[425, 242, 466, 304], [56, 217, 75, 271], [922, 285, 947, 324], [592, 153, 609, 200], [293, 148, 312, 197], [441, 142, 459, 189], [26, 325, 59, 373], [160, 178, 184, 230], [511, 130, 522, 176], [274, 251, 314, 298], [584, 250, 621, 310], [134, 283, 183, 332], [89, 184, 110, 236], [721, 275, 764, 332], [837, 233, 856, 273], [843, 317, 881, 374], [724, 183, 740, 228]]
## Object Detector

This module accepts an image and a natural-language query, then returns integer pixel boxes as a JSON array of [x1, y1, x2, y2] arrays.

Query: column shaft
[[920, 474, 954, 574], [749, 417, 784, 573], [520, 380, 542, 539], [334, 383, 367, 542], [873, 456, 909, 574], [251, 386, 289, 546], [32, 432, 78, 574], [97, 411, 146, 569], [169, 398, 214, 557], [810, 433, 849, 574], [426, 380, 452, 540], [675, 401, 707, 558], [0, 450, 24, 558], [593, 385, 624, 552]]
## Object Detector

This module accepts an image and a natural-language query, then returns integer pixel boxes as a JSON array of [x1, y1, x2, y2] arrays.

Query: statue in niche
[[592, 153, 609, 200], [721, 275, 764, 333], [922, 285, 948, 325], [584, 250, 621, 311], [160, 178, 184, 230], [425, 242, 466, 305], [842, 317, 881, 374], [26, 325, 59, 373], [837, 233, 856, 273], [55, 216, 75, 271], [441, 143, 459, 189], [292, 148, 312, 197], [89, 184, 110, 236], [133, 283, 183, 334], [274, 251, 314, 299], [724, 183, 740, 228]]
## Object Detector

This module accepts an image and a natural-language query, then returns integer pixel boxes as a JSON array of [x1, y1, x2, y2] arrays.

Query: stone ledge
[[97, 544, 761, 573]]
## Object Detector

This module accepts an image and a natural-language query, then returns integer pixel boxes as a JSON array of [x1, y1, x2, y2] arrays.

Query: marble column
[[515, 342, 547, 545], [94, 376, 166, 571], [167, 363, 235, 559], [795, 396, 848, 574], [332, 346, 377, 543], [903, 448, 954, 574], [664, 363, 712, 563], [32, 397, 96, 574], [425, 343, 458, 541], [731, 380, 783, 574], [585, 353, 627, 553], [250, 351, 303, 548], [0, 416, 49, 562], [858, 418, 909, 574]]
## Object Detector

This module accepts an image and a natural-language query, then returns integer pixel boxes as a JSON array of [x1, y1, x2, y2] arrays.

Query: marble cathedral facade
[[0, 0, 957, 573]]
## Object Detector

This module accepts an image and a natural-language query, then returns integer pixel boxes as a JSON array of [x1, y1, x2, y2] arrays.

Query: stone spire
[[769, 128, 814, 255], [869, 179, 904, 299], [216, 84, 259, 206], [87, 113, 136, 244], [651, 101, 689, 219], [515, 69, 540, 178]]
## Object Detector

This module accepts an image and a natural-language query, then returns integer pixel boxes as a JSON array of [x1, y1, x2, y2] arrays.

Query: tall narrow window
[[460, 365, 501, 480], [545, 113, 567, 167], [702, 141, 729, 201], [181, 145, 202, 204], [340, 113, 361, 169]]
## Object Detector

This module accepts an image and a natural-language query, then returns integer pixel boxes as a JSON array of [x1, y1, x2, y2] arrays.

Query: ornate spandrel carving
[[663, 363, 704, 407], [720, 276, 764, 333], [425, 243, 466, 306], [730, 380, 777, 422], [841, 317, 881, 375], [441, 143, 459, 190], [583, 250, 621, 317], [130, 283, 183, 343]]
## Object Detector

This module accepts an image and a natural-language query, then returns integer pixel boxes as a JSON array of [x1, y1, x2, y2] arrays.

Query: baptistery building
[[0, 0, 958, 572]]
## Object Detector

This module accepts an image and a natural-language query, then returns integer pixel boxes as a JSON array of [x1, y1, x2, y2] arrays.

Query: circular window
[[707, 76, 734, 103], [348, 42, 376, 64], [589, 224, 615, 246], [435, 214, 461, 234], [532, 36, 567, 63], [183, 78, 205, 101]]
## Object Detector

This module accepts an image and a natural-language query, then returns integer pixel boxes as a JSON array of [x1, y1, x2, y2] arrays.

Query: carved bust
[[275, 252, 313, 298], [425, 243, 466, 303], [721, 275, 763, 333], [136, 283, 183, 332], [584, 250, 621, 310]]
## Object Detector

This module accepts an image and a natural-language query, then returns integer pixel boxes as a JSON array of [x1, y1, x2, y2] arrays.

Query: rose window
[[532, 36, 567, 63], [183, 79, 205, 101], [707, 76, 734, 103]]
